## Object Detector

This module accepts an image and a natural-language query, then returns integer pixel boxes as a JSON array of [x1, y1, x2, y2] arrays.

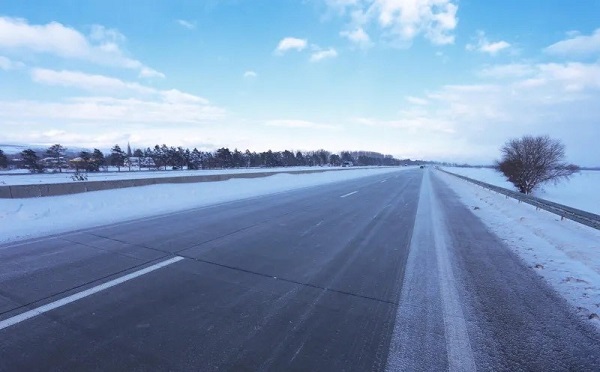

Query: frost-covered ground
[[0, 167, 407, 244], [0, 166, 377, 186], [437, 170, 600, 328], [443, 166, 600, 215]]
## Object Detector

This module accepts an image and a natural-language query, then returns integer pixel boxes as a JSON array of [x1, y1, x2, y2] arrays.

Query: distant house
[[41, 156, 67, 170], [342, 161, 354, 167], [124, 157, 156, 169], [69, 157, 86, 171]]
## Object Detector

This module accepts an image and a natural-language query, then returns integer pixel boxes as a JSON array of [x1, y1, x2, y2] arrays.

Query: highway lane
[[1, 168, 599, 371]]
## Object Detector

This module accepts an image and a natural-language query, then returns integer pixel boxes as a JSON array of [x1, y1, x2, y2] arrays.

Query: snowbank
[[443, 167, 600, 215], [437, 170, 600, 328], [0, 166, 372, 186], [0, 167, 405, 244]]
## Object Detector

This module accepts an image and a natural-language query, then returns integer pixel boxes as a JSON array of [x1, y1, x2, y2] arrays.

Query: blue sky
[[1, 0, 599, 165]]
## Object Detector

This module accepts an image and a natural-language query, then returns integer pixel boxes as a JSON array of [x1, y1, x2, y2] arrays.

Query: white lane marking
[[340, 191, 358, 198], [386, 171, 476, 372], [0, 256, 184, 331]]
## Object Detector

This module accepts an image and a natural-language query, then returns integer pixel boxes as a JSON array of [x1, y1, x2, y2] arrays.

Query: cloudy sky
[[1, 0, 599, 165]]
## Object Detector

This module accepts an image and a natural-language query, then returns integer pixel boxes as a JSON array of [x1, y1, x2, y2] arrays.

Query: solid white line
[[0, 256, 184, 331], [340, 191, 358, 198]]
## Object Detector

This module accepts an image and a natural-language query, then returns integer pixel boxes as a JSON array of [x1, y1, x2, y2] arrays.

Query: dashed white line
[[0, 256, 184, 331], [340, 191, 358, 198]]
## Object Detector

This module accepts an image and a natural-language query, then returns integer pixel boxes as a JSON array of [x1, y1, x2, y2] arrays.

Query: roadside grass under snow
[[442, 166, 600, 215], [437, 170, 600, 328], [0, 167, 406, 244]]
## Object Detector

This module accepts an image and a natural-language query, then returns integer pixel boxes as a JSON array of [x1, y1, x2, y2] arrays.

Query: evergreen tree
[[0, 149, 7, 169], [20, 149, 44, 173], [341, 151, 354, 163], [189, 148, 202, 170], [281, 150, 296, 166], [232, 149, 244, 168], [263, 150, 279, 167], [45, 144, 67, 173], [215, 147, 233, 168], [295, 151, 305, 166], [78, 150, 91, 172], [329, 154, 341, 166], [110, 144, 126, 171], [90, 149, 105, 172]]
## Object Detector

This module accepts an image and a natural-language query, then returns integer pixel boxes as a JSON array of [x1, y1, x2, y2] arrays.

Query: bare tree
[[496, 135, 579, 194]]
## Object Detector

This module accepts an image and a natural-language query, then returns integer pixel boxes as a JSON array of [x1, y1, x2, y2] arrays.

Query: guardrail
[[0, 167, 388, 199], [438, 168, 600, 230]]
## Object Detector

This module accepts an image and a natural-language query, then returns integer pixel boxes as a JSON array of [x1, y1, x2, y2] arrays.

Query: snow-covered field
[[437, 170, 600, 328], [443, 167, 600, 215], [0, 167, 407, 244], [0, 166, 375, 186]]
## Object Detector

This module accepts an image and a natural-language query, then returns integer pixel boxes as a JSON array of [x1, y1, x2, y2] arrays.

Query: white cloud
[[275, 37, 308, 54], [406, 96, 429, 105], [357, 61, 600, 164], [139, 67, 166, 79], [325, 0, 458, 46], [478, 63, 536, 78], [466, 31, 511, 55], [176, 19, 196, 30], [0, 96, 224, 126], [0, 55, 24, 70], [264, 119, 339, 130], [0, 16, 163, 78], [340, 27, 372, 47], [310, 48, 338, 62], [545, 29, 600, 57], [31, 68, 155, 95], [30, 68, 214, 105], [354, 113, 454, 133], [244, 70, 258, 79]]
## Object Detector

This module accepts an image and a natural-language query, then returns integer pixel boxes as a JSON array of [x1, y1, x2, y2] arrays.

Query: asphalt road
[[1, 169, 599, 371]]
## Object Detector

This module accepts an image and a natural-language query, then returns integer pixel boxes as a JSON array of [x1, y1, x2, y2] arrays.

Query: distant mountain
[[0, 144, 90, 155], [0, 144, 41, 154]]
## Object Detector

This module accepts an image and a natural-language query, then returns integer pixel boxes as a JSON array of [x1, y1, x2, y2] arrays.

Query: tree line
[[2, 144, 411, 173]]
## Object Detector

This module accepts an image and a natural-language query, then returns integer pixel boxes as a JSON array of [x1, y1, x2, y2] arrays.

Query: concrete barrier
[[0, 186, 12, 198], [0, 167, 388, 199]]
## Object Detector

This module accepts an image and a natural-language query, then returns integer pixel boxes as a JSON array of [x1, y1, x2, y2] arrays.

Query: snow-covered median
[[442, 166, 600, 215], [0, 167, 405, 244], [437, 170, 600, 327], [0, 166, 370, 186]]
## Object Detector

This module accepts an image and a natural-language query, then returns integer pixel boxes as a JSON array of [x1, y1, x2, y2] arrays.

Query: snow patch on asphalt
[[437, 170, 600, 328], [0, 168, 405, 244]]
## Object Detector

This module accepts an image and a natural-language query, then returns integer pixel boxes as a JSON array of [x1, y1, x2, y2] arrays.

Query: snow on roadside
[[442, 166, 600, 215], [0, 166, 374, 186], [436, 170, 600, 327], [0, 167, 407, 244]]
